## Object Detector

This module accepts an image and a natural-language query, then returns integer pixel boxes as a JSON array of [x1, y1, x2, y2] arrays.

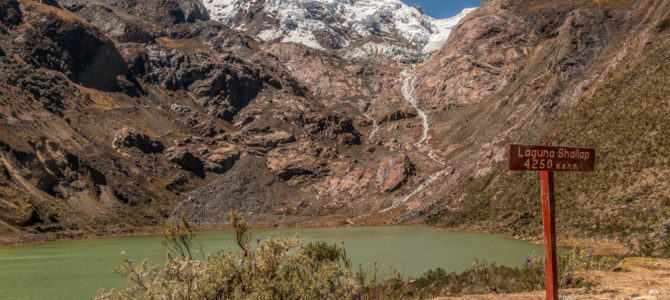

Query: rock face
[[203, 145, 240, 173], [15, 2, 132, 92], [125, 36, 305, 121], [112, 128, 164, 154], [266, 142, 328, 182], [166, 148, 204, 177], [376, 154, 414, 193], [59, 0, 209, 26]]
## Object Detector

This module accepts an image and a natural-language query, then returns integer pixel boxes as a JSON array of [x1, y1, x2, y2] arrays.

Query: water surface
[[0, 226, 543, 299]]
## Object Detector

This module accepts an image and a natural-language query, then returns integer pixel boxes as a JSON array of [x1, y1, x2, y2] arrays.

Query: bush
[[162, 216, 195, 259], [633, 219, 670, 258], [96, 212, 359, 300]]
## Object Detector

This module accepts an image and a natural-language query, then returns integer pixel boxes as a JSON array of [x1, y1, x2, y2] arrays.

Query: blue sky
[[400, 0, 480, 19]]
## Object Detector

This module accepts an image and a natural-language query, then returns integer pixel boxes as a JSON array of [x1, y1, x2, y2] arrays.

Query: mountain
[[203, 0, 475, 62], [0, 0, 669, 253]]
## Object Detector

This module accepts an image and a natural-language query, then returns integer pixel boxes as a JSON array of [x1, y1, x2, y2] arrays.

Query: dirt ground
[[435, 258, 670, 300]]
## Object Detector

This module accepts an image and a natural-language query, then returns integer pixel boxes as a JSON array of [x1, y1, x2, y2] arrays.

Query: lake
[[0, 226, 543, 299]]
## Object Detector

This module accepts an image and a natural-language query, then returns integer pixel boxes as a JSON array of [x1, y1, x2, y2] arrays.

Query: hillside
[[411, 0, 670, 246]]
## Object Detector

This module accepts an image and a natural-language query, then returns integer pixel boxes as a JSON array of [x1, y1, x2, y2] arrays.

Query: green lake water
[[0, 226, 543, 299]]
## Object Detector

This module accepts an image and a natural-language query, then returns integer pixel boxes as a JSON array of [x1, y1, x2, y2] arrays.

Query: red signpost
[[507, 144, 596, 300]]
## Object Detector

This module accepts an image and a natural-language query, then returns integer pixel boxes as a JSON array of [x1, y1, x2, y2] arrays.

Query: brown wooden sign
[[507, 143, 596, 300], [507, 144, 595, 172]]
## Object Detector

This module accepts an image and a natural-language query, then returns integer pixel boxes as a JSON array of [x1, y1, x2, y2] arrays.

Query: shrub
[[397, 249, 618, 299], [162, 216, 195, 259], [634, 219, 670, 258], [96, 212, 359, 300]]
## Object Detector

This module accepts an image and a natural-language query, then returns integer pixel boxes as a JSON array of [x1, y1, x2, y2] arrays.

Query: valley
[[0, 0, 669, 297], [0, 0, 670, 299]]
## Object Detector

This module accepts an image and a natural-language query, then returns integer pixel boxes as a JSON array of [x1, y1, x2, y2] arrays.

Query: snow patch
[[340, 41, 426, 63], [423, 8, 477, 52], [257, 29, 282, 41], [282, 29, 326, 50]]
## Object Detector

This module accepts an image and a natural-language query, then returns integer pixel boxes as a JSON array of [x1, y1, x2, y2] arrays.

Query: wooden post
[[540, 171, 558, 300]]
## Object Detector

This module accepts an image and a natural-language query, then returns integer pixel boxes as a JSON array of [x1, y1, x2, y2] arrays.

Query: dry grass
[[585, 0, 636, 9], [433, 258, 670, 300], [24, 0, 92, 25], [156, 37, 209, 52], [527, 0, 588, 11]]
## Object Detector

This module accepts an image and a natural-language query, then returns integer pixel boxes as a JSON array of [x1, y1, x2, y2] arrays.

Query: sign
[[507, 144, 595, 172], [507, 143, 596, 300]]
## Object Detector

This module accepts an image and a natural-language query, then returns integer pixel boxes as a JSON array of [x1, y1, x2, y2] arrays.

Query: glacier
[[203, 0, 476, 54]]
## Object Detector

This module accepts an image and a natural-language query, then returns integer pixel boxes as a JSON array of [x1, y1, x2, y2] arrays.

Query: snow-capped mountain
[[203, 0, 476, 61]]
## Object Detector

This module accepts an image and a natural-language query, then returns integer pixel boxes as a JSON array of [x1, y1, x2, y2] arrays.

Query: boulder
[[0, 201, 42, 226], [266, 142, 327, 182], [376, 154, 415, 193], [244, 131, 296, 149], [112, 128, 164, 154], [204, 145, 240, 173], [379, 109, 418, 124], [304, 113, 361, 145], [166, 147, 204, 177]]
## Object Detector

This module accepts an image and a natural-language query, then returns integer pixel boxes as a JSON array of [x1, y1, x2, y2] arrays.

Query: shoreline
[[0, 221, 629, 256], [0, 217, 401, 247]]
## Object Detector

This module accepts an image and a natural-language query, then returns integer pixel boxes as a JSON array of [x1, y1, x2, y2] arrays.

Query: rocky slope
[[0, 0, 669, 249]]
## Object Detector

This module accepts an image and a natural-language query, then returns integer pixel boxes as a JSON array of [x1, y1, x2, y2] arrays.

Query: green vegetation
[[388, 250, 618, 299], [633, 219, 670, 258], [97, 213, 621, 299]]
